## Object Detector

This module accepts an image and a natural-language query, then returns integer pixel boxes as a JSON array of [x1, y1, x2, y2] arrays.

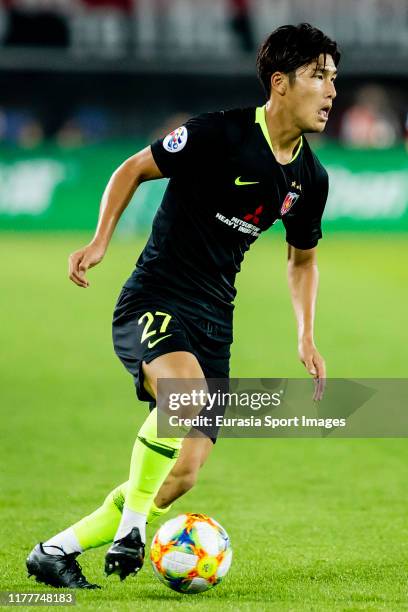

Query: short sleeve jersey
[[125, 106, 329, 320]]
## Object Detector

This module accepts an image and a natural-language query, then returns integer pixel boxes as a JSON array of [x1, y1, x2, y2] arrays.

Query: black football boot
[[26, 544, 101, 589], [104, 527, 145, 581]]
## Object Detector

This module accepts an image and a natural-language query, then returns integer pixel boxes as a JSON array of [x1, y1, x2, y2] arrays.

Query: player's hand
[[298, 339, 326, 401], [68, 242, 106, 288]]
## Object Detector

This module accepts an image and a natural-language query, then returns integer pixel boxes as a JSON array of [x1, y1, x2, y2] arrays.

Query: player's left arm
[[287, 244, 326, 397]]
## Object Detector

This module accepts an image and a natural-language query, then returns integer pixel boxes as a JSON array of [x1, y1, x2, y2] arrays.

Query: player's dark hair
[[257, 23, 341, 97]]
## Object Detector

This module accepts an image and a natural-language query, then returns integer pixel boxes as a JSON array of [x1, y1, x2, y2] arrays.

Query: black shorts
[[112, 287, 232, 441]]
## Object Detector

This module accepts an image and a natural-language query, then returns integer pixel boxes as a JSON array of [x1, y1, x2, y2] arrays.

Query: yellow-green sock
[[114, 408, 182, 541], [73, 482, 172, 551], [73, 482, 126, 550], [127, 408, 181, 514], [147, 500, 172, 524]]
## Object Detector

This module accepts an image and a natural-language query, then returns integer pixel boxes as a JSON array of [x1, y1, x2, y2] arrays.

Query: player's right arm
[[68, 146, 163, 288]]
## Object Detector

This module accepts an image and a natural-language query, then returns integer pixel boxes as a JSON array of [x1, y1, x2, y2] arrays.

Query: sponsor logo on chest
[[215, 212, 261, 237]]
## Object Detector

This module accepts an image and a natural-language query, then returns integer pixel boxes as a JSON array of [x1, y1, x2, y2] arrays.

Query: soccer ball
[[150, 513, 232, 594]]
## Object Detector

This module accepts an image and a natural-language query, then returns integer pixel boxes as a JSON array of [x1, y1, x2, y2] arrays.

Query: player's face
[[287, 54, 337, 133]]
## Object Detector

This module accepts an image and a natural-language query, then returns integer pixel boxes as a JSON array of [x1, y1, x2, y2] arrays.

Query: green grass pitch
[[1, 231, 407, 611]]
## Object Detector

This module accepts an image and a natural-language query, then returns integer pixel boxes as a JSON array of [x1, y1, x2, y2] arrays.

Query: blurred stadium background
[[1, 2, 408, 608], [1, 0, 408, 233]]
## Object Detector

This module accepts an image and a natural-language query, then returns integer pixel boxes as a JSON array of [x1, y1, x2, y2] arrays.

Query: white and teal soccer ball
[[150, 513, 232, 594]]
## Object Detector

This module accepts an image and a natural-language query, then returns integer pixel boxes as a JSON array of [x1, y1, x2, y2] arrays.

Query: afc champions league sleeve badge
[[163, 126, 188, 153]]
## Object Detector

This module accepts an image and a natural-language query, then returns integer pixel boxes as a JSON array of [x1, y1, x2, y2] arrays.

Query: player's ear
[[271, 71, 287, 96]]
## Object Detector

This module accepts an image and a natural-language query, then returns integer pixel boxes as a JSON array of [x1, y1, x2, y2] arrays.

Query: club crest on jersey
[[280, 192, 299, 216], [163, 126, 188, 153]]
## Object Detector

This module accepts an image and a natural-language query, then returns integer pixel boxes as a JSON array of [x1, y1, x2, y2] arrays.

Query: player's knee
[[143, 352, 207, 404]]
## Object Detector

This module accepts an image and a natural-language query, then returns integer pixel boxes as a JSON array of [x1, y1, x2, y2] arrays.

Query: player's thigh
[[142, 350, 205, 400]]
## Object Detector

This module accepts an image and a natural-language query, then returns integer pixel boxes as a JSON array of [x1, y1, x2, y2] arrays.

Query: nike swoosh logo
[[147, 334, 172, 349], [235, 177, 260, 186]]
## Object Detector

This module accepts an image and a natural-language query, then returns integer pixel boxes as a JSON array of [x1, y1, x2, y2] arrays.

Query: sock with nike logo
[[44, 482, 173, 554], [113, 408, 182, 543]]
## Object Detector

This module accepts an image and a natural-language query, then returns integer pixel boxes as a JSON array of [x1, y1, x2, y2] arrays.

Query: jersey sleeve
[[282, 166, 329, 250], [150, 112, 225, 179]]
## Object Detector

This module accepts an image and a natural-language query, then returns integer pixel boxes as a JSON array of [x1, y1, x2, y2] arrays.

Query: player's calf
[[155, 436, 213, 508]]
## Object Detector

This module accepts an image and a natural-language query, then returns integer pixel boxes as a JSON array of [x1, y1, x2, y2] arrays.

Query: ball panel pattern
[[150, 513, 232, 594]]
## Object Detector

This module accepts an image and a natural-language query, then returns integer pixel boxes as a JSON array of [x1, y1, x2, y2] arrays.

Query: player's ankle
[[43, 528, 83, 556], [114, 507, 146, 543]]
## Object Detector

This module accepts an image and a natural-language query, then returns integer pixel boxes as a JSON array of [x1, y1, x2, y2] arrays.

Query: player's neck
[[264, 100, 302, 165]]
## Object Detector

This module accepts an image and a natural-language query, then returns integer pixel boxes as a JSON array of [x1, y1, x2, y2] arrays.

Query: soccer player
[[26, 23, 339, 588]]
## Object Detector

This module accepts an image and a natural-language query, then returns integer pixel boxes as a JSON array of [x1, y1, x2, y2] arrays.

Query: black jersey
[[124, 106, 329, 321]]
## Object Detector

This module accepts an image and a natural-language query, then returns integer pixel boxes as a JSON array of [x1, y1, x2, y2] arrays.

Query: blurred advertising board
[[0, 142, 407, 232]]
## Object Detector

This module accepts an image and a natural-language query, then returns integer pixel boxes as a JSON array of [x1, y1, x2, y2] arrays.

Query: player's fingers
[[68, 256, 88, 287], [313, 376, 326, 401], [78, 255, 89, 273], [69, 252, 84, 276], [69, 253, 88, 287], [304, 359, 317, 377], [315, 355, 326, 380], [313, 355, 326, 401], [75, 254, 90, 278], [78, 259, 92, 287], [312, 377, 319, 401], [68, 252, 78, 275], [69, 269, 89, 288]]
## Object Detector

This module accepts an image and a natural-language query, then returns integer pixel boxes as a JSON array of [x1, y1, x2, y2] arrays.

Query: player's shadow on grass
[[129, 559, 399, 604], [153, 560, 396, 602], [141, 583, 238, 601], [138, 585, 190, 601]]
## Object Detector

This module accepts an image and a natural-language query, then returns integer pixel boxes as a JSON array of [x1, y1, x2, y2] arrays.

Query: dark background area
[[1, 0, 408, 146], [1, 70, 408, 141]]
